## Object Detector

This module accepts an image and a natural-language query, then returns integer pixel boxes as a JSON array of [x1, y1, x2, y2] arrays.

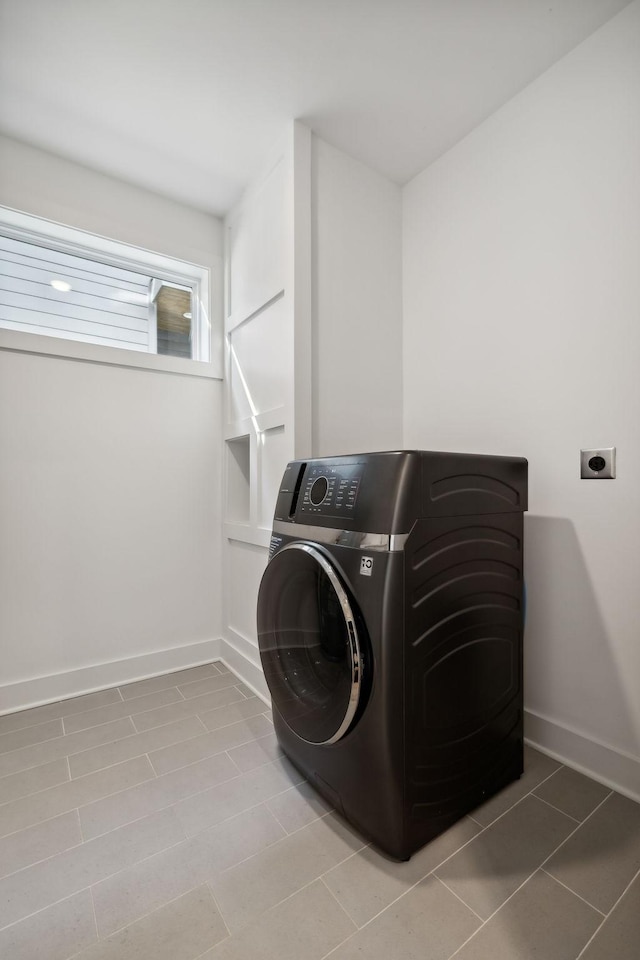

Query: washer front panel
[[271, 519, 410, 551], [257, 542, 363, 745]]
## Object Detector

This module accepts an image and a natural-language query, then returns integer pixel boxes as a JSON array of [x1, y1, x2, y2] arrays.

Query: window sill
[[0, 328, 222, 379]]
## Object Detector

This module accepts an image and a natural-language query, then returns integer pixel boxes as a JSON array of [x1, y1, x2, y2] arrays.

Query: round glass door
[[257, 542, 364, 745]]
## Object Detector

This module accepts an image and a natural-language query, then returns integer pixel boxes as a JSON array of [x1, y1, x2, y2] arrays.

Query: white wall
[[311, 136, 403, 456], [403, 2, 640, 797], [0, 135, 224, 711], [221, 124, 312, 699]]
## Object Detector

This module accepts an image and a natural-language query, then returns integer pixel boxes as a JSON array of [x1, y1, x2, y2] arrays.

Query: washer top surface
[[273, 450, 527, 535]]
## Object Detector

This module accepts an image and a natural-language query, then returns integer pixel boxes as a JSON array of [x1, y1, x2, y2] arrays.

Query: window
[[0, 207, 214, 377]]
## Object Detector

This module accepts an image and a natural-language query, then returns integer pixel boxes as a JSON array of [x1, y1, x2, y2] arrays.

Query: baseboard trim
[[524, 708, 640, 803], [220, 630, 270, 706], [0, 639, 222, 715]]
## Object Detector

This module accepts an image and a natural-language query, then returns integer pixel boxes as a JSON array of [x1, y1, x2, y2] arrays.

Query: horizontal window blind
[[0, 235, 153, 352]]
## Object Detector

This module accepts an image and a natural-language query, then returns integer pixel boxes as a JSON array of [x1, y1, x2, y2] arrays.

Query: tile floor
[[0, 662, 639, 960]]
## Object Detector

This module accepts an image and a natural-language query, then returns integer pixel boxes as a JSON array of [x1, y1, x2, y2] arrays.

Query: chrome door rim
[[274, 541, 362, 745]]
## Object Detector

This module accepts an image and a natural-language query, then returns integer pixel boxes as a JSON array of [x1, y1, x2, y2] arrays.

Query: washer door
[[257, 542, 365, 745]]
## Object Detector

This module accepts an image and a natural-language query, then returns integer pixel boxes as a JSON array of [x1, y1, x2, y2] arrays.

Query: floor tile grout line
[[144, 753, 158, 779], [116, 663, 225, 701], [75, 806, 84, 843], [205, 826, 372, 933], [538, 790, 614, 873], [88, 886, 100, 945], [212, 808, 345, 881], [0, 697, 124, 737], [68, 715, 274, 780], [129, 695, 263, 737], [198, 812, 290, 875], [0, 680, 264, 820], [40, 767, 298, 862], [445, 917, 489, 960], [0, 830, 85, 884], [602, 862, 640, 918], [320, 926, 360, 960], [0, 718, 139, 776], [0, 763, 158, 845], [532, 793, 582, 824], [1, 808, 189, 890], [0, 758, 72, 806], [539, 867, 606, 916], [440, 790, 619, 955], [222, 869, 354, 947], [224, 873, 321, 938], [193, 941, 228, 960], [53, 711, 178, 741], [263, 797, 291, 835], [574, 863, 640, 960], [273, 806, 334, 841], [79, 753, 304, 841], [204, 879, 233, 943], [94, 877, 211, 940], [8, 672, 215, 735], [69, 725, 197, 779], [5, 749, 157, 795], [63, 689, 253, 739], [196, 713, 274, 739], [442, 862, 544, 960], [443, 862, 570, 960], [318, 864, 446, 960], [468, 763, 565, 832], [0, 829, 195, 934], [149, 729, 279, 780], [319, 852, 460, 945], [0, 688, 160, 737], [316, 835, 371, 878], [175, 676, 246, 698], [79, 757, 307, 845], [0, 806, 90, 850], [5, 722, 185, 785], [147, 754, 161, 778], [67, 935, 97, 960], [86, 831, 199, 913], [0, 723, 67, 758], [435, 874, 485, 922], [197, 795, 302, 882], [0, 884, 99, 936], [422, 807, 506, 877], [59, 685, 210, 735], [65, 694, 204, 736], [225, 751, 244, 775], [318, 874, 361, 938]]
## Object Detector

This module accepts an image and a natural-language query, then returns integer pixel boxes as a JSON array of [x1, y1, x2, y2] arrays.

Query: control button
[[309, 476, 329, 505]]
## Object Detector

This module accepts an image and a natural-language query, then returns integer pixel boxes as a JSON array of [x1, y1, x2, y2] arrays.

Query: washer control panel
[[300, 462, 363, 516]]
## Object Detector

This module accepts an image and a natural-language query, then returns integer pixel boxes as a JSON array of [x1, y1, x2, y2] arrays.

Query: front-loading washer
[[257, 450, 528, 859]]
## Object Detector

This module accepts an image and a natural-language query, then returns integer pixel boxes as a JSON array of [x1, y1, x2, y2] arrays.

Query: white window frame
[[0, 206, 218, 379]]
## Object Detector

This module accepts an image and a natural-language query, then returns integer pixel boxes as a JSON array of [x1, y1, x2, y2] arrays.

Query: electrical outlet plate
[[580, 447, 616, 479]]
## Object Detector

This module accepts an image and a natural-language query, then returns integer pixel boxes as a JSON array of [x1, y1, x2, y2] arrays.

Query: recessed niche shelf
[[226, 435, 251, 524]]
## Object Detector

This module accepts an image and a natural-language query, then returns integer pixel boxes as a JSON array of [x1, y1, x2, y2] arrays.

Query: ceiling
[[0, 0, 632, 216]]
